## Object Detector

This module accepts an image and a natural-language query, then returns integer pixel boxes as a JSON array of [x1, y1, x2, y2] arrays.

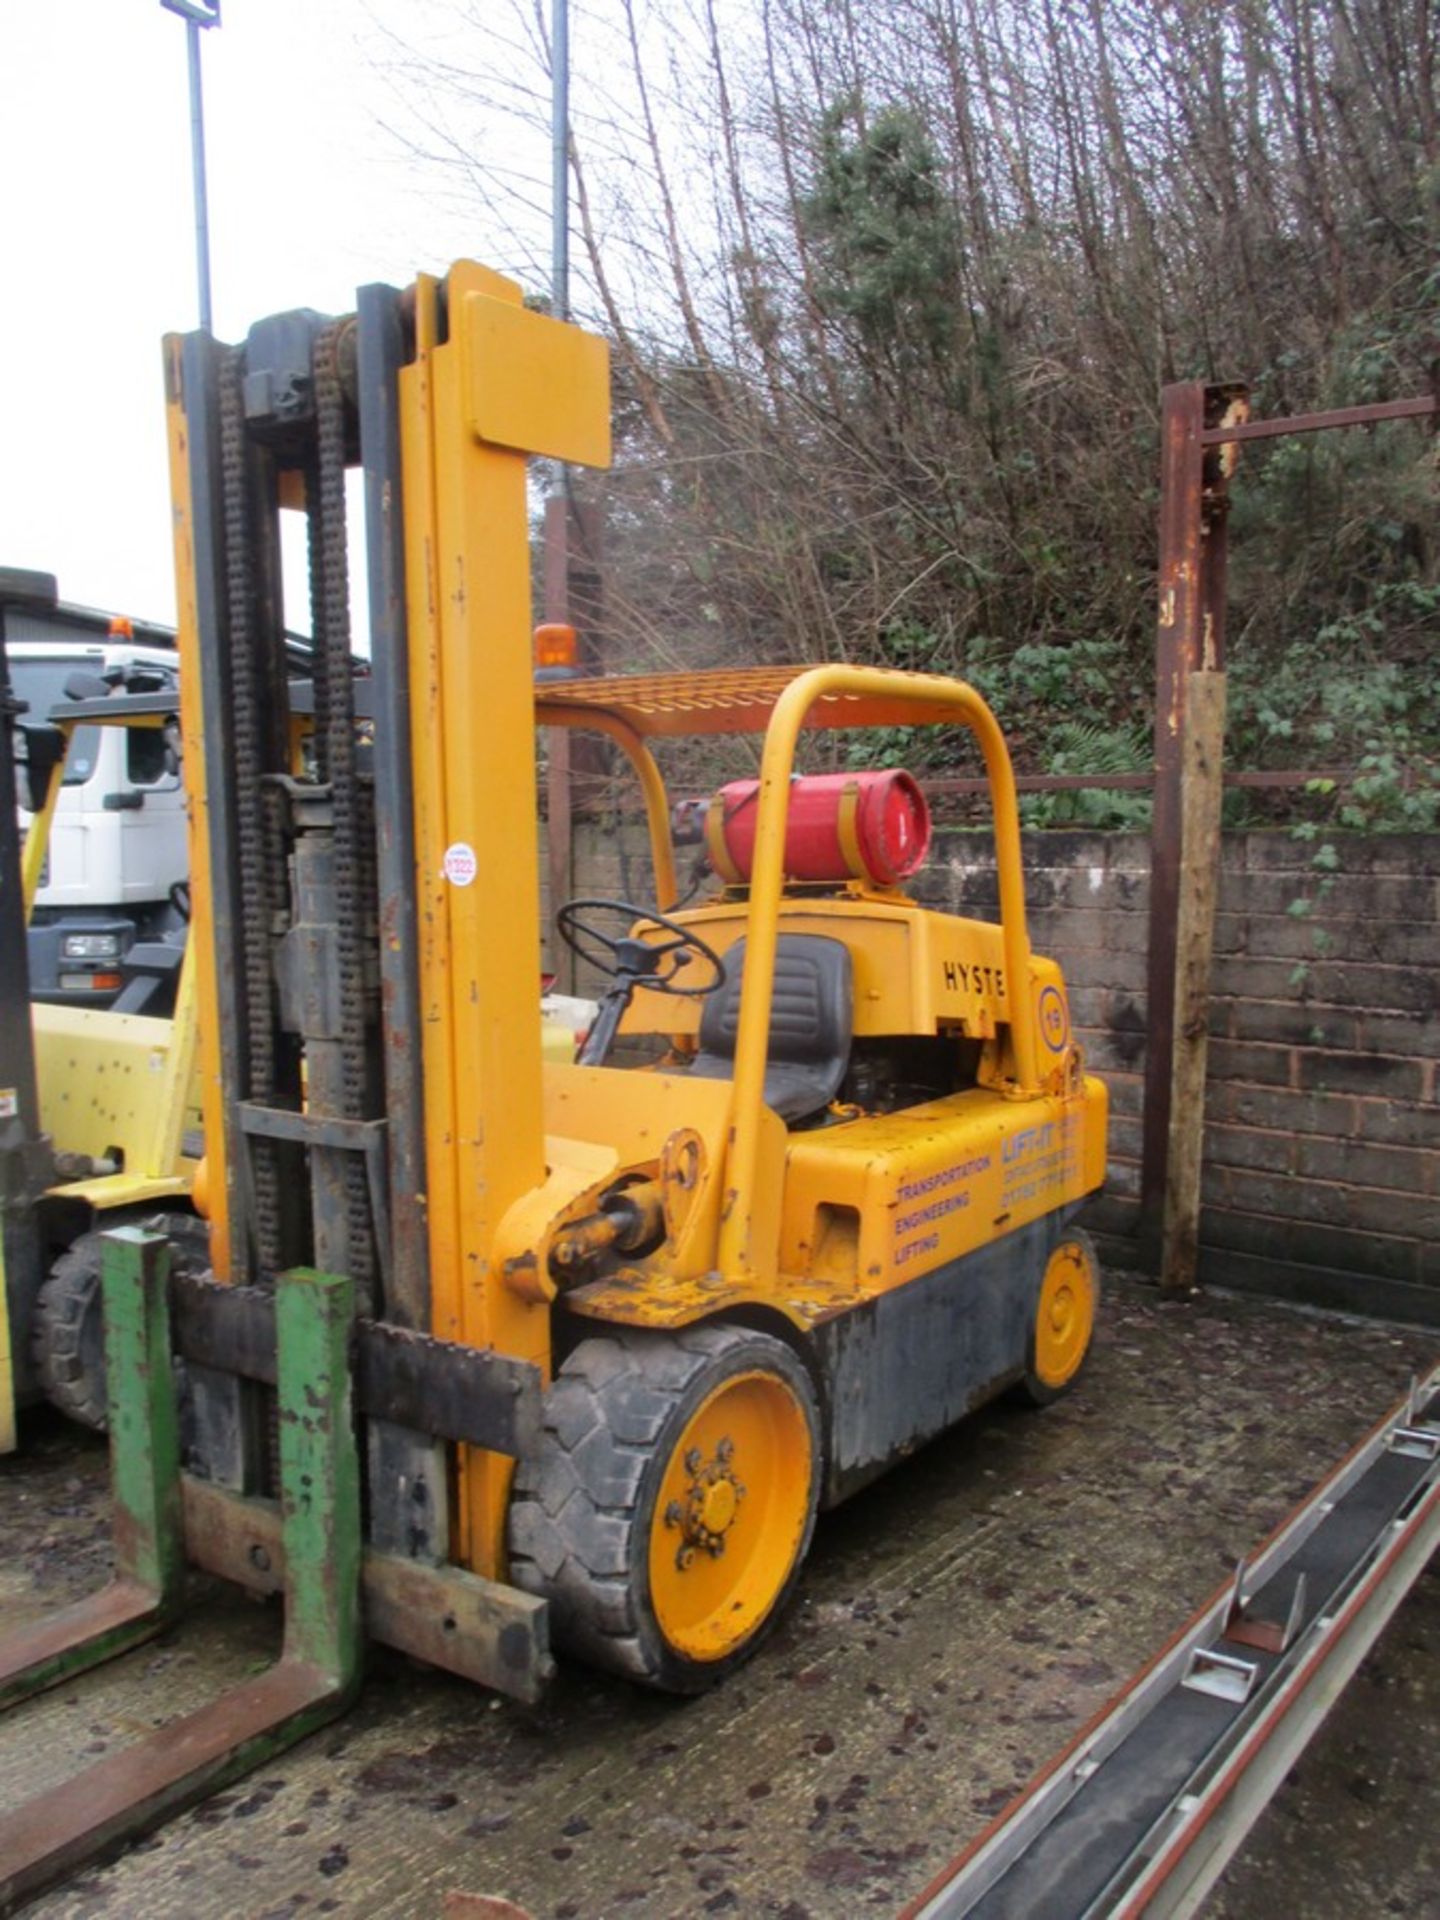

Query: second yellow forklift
[[0, 589, 200, 1449]]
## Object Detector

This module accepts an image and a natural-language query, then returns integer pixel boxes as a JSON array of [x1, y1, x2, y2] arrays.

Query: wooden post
[[1140, 379, 1246, 1271], [1139, 385, 1207, 1267], [1161, 670, 1227, 1292]]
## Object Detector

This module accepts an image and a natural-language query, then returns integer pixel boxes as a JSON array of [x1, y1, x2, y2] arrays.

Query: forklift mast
[[166, 264, 610, 1568]]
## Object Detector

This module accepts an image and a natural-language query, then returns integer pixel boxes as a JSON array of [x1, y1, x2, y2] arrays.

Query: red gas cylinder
[[705, 769, 931, 887]]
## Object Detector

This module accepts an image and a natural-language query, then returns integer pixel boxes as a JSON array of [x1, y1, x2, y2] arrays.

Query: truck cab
[[14, 640, 188, 1005]]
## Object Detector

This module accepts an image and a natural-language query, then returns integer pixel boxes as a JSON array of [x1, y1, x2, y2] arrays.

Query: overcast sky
[[2, 1, 559, 631]]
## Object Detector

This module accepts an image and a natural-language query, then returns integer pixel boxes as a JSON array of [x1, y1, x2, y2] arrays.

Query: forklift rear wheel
[[32, 1215, 209, 1431], [1020, 1230, 1100, 1407], [509, 1324, 821, 1693]]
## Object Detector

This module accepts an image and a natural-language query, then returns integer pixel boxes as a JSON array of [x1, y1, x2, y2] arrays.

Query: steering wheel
[[556, 899, 726, 998]]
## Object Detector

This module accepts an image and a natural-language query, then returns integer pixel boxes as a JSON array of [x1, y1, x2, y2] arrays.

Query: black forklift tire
[[508, 1323, 822, 1694], [31, 1233, 111, 1431], [1018, 1228, 1101, 1408], [31, 1214, 210, 1431]]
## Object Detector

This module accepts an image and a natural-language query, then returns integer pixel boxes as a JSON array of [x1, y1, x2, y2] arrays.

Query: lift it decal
[[1002, 1114, 1082, 1207]]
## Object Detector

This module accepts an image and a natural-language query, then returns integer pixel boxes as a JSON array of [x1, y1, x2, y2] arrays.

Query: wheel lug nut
[[664, 1500, 683, 1528], [684, 1448, 702, 1473]]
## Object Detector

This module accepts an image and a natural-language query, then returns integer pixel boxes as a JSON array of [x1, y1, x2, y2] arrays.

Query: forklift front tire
[[31, 1233, 111, 1430], [32, 1215, 209, 1431], [1019, 1230, 1100, 1408], [509, 1324, 821, 1693]]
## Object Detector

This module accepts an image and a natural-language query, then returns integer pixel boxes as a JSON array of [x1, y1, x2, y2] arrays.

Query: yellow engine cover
[[566, 1070, 1107, 1333]]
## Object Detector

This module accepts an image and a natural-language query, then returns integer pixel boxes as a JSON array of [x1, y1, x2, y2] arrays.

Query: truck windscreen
[[10, 661, 100, 787]]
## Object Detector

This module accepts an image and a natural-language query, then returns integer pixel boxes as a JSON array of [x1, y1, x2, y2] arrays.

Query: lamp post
[[160, 0, 221, 333], [552, 0, 569, 323], [544, 0, 576, 986]]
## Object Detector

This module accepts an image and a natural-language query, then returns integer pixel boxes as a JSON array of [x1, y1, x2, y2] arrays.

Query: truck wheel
[[32, 1215, 209, 1431], [509, 1324, 821, 1693], [1019, 1230, 1100, 1407]]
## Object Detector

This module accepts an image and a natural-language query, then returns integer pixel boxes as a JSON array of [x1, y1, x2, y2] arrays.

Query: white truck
[[14, 637, 189, 1006]]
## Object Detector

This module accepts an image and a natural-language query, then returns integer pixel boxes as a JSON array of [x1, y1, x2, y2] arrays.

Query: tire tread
[[509, 1323, 815, 1688]]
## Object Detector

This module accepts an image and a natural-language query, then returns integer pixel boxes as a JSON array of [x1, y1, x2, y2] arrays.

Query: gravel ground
[[0, 1275, 1434, 1919]]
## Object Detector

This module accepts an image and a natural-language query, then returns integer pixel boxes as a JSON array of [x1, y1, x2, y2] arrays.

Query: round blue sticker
[[1038, 984, 1069, 1052]]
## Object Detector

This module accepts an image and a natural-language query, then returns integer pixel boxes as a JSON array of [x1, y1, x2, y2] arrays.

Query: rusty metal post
[[1139, 383, 1244, 1273]]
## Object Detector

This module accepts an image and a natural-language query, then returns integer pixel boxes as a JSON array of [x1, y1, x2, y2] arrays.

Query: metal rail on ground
[[902, 1361, 1440, 1920]]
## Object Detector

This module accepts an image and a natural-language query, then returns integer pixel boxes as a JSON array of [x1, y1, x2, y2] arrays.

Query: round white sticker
[[442, 841, 478, 887]]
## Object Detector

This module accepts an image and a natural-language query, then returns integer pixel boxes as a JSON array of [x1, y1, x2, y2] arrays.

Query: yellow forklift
[[514, 669, 1107, 1686], [0, 576, 201, 1448], [0, 260, 1104, 1898]]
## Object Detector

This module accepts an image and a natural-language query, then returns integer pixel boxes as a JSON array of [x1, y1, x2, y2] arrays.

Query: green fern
[[1024, 721, 1152, 829]]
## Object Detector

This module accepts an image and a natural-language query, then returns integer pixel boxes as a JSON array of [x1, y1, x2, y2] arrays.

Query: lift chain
[[218, 346, 282, 1279], [311, 320, 376, 1292], [304, 474, 331, 785]]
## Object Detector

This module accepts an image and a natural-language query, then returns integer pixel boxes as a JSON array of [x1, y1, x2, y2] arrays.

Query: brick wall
[[567, 821, 1440, 1325], [929, 829, 1440, 1324]]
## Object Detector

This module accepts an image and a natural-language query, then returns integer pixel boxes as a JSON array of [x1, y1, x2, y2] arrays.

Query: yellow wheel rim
[[649, 1368, 813, 1663], [1033, 1239, 1096, 1390]]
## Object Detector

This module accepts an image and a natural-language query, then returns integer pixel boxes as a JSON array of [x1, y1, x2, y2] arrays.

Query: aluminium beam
[[903, 1364, 1440, 1920]]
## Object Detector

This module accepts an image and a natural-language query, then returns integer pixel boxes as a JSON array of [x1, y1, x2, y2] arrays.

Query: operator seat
[[688, 934, 853, 1124]]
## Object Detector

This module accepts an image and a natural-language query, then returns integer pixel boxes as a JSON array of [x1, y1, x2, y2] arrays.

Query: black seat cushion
[[689, 934, 853, 1123]]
